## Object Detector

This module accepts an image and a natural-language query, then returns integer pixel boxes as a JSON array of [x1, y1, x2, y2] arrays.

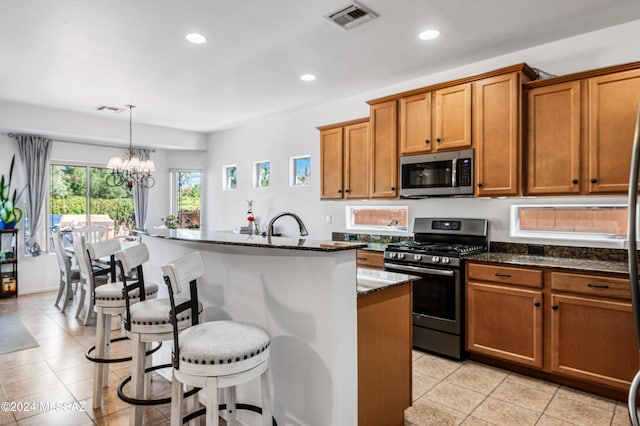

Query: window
[[345, 206, 409, 232], [510, 204, 628, 243], [290, 155, 311, 186], [172, 170, 202, 229], [253, 161, 270, 188], [223, 165, 237, 190], [49, 164, 134, 249]]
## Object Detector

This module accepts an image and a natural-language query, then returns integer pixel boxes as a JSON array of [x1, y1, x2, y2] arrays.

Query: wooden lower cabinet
[[467, 281, 543, 368], [466, 262, 640, 394], [550, 293, 638, 389], [356, 250, 384, 269], [358, 283, 412, 425]]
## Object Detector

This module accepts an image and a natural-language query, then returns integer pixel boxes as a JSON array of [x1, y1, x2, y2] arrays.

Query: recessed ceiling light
[[186, 33, 207, 44], [418, 29, 440, 41], [300, 74, 316, 82]]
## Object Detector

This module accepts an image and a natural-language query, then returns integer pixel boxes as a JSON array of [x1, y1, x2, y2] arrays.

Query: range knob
[[413, 254, 422, 261], [398, 253, 405, 259], [431, 256, 440, 263], [441, 257, 450, 264], [389, 252, 397, 258]]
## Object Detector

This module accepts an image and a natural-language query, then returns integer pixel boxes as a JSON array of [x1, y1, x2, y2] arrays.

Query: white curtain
[[132, 148, 151, 231], [15, 134, 52, 256]]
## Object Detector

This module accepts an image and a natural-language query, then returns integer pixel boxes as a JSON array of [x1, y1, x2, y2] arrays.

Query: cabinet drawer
[[467, 263, 543, 288], [550, 272, 630, 299], [357, 250, 384, 269]]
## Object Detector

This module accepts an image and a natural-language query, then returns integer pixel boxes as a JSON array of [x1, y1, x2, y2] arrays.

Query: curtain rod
[[6, 133, 156, 152]]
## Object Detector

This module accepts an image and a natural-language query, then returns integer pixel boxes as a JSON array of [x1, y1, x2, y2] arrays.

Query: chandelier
[[106, 105, 155, 190]]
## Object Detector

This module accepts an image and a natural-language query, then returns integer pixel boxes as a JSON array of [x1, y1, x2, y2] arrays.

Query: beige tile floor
[[0, 290, 636, 425], [408, 350, 634, 426]]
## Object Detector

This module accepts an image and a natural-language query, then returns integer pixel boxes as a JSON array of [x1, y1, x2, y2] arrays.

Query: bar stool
[[114, 243, 202, 426], [78, 237, 159, 409], [163, 252, 274, 426]]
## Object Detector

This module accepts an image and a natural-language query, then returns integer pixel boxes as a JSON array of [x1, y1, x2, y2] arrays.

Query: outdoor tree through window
[[176, 171, 201, 228], [50, 164, 134, 247]]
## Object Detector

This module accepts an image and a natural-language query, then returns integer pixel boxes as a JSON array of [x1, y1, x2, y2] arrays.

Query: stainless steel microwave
[[400, 148, 474, 198]]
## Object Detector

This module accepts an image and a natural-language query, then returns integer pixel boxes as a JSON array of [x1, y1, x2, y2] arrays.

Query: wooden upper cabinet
[[320, 127, 344, 199], [587, 69, 640, 193], [526, 81, 581, 195], [434, 83, 472, 151], [473, 72, 522, 196], [370, 100, 398, 198], [344, 122, 370, 199], [399, 92, 432, 155]]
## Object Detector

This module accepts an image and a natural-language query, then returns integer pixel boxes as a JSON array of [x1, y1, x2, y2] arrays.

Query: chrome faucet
[[266, 212, 308, 243]]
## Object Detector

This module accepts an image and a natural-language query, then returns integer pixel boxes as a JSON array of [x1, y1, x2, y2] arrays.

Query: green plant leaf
[[12, 207, 22, 223], [4, 200, 13, 211], [0, 208, 6, 221]]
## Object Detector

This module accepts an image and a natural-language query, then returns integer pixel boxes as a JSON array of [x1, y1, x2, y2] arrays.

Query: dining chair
[[52, 231, 81, 313], [72, 225, 106, 244]]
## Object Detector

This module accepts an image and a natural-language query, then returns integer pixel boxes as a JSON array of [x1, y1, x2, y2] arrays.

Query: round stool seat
[[178, 320, 271, 376], [128, 297, 203, 334], [94, 282, 159, 308]]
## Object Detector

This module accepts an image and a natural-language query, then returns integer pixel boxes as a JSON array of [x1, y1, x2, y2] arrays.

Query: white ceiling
[[1, 0, 640, 134]]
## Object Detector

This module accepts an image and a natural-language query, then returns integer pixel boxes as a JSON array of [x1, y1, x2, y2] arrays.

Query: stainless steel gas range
[[384, 218, 488, 360]]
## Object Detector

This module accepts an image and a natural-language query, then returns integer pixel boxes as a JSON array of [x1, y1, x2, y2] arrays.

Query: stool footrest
[[117, 363, 200, 406], [182, 403, 277, 425], [85, 337, 162, 364]]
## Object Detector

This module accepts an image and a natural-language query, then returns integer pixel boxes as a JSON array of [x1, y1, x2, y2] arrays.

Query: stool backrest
[[115, 243, 151, 330], [52, 231, 71, 276], [162, 252, 204, 369], [162, 251, 204, 295], [87, 238, 121, 261]]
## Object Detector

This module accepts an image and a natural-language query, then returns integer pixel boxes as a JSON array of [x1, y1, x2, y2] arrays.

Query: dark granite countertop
[[466, 252, 629, 276], [358, 243, 388, 252], [144, 229, 367, 252], [356, 267, 419, 295]]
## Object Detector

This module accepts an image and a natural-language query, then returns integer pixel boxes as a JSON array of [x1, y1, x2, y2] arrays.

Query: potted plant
[[162, 214, 179, 229], [0, 155, 25, 229]]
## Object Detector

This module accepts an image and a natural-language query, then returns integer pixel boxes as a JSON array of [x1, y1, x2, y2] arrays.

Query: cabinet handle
[[495, 273, 511, 278], [338, 189, 342, 193], [572, 179, 578, 184], [591, 178, 598, 184], [551, 303, 558, 310], [356, 257, 367, 261], [587, 283, 609, 289], [391, 187, 395, 190], [345, 189, 350, 193], [436, 137, 442, 143], [425, 139, 430, 144], [533, 301, 541, 307], [477, 183, 483, 188]]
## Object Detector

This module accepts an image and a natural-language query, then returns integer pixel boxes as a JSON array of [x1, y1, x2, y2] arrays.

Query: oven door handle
[[384, 262, 455, 276]]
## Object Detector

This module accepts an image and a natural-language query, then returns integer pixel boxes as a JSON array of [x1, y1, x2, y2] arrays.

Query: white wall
[[205, 19, 640, 245]]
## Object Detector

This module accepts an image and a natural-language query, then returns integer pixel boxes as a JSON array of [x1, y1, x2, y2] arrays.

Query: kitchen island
[[141, 229, 416, 426]]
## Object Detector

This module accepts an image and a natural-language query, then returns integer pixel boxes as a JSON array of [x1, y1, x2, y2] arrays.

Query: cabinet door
[[467, 281, 543, 368], [399, 92, 432, 155], [526, 81, 581, 194], [473, 73, 521, 196], [370, 100, 398, 198], [587, 69, 640, 193], [434, 83, 472, 150], [320, 128, 344, 199], [344, 122, 370, 199], [550, 293, 638, 390]]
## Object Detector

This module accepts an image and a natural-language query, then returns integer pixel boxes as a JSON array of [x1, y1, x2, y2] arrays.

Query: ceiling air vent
[[95, 105, 125, 114], [325, 1, 379, 30]]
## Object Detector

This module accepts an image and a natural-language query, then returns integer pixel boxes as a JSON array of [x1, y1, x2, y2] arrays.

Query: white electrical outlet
[[326, 215, 332, 224]]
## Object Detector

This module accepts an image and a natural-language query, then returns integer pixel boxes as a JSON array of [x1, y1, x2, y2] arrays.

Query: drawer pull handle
[[587, 283, 609, 289], [357, 257, 367, 261], [551, 303, 559, 310], [533, 301, 541, 307], [495, 273, 512, 278]]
